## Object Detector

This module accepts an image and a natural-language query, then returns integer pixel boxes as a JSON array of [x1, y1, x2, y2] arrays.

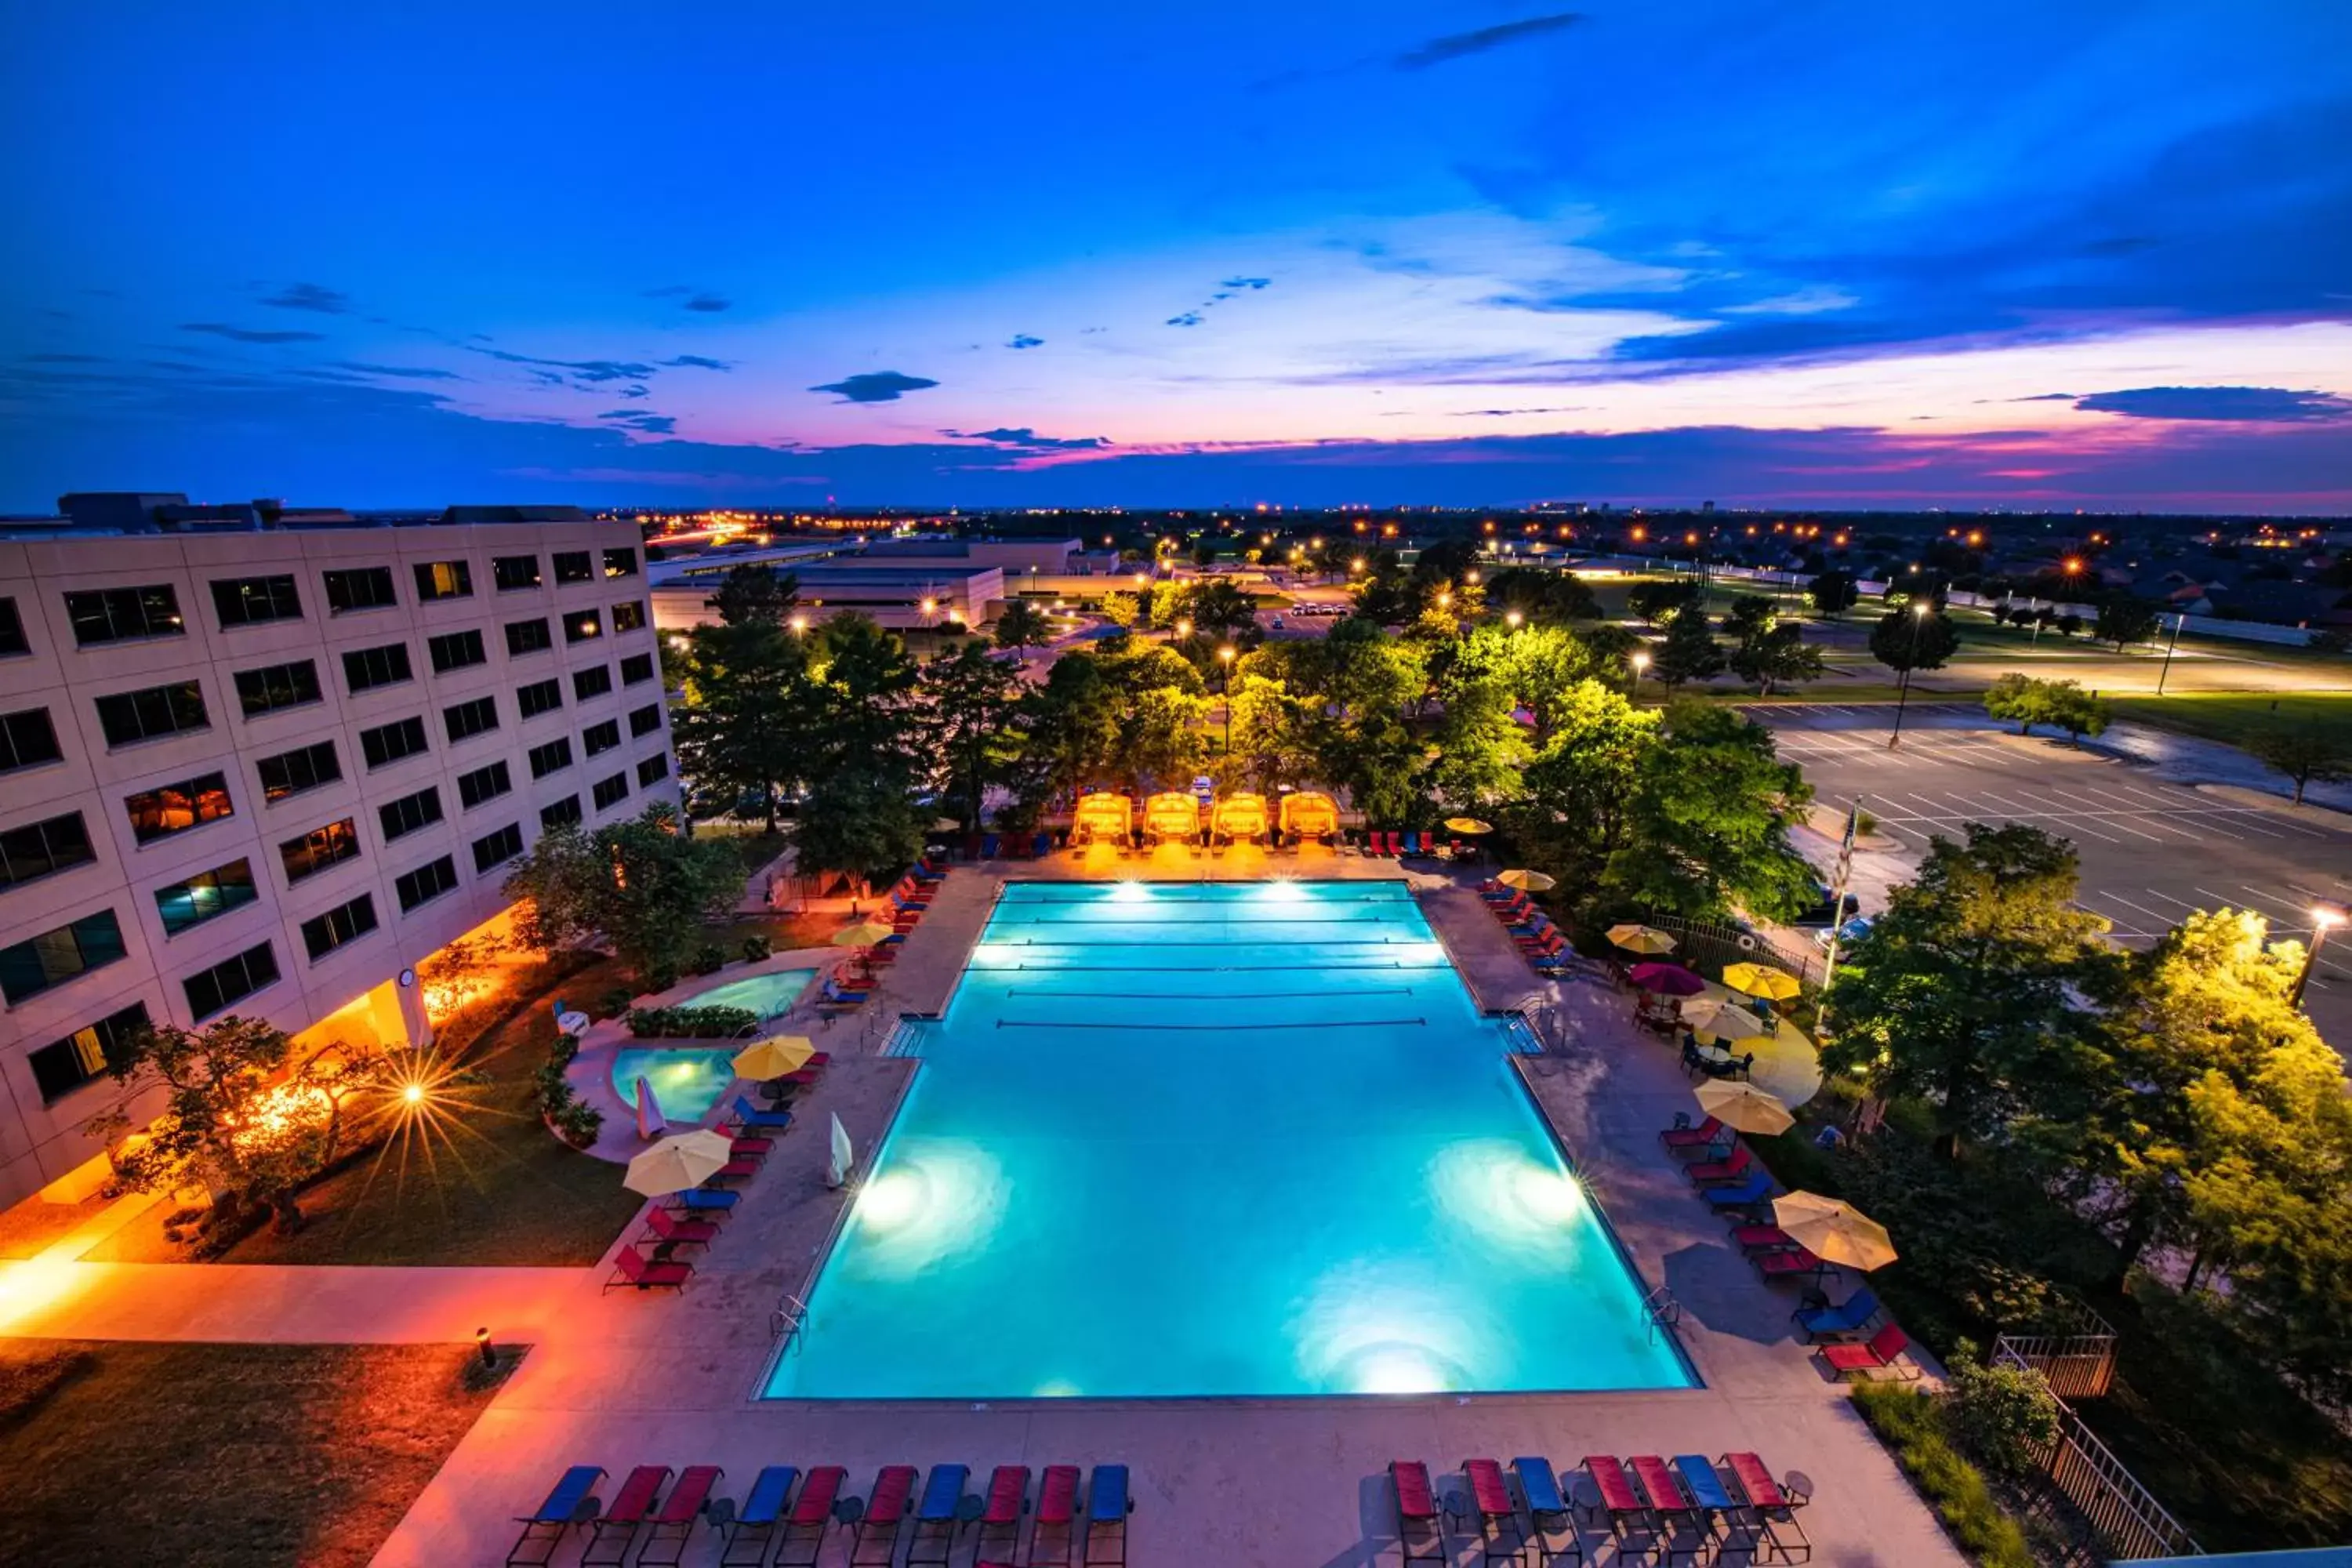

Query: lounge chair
[[974, 1465, 1029, 1565], [1389, 1460, 1446, 1564], [605, 1247, 691, 1292], [1703, 1170, 1775, 1212], [775, 1465, 846, 1568], [1030, 1463, 1080, 1567], [1820, 1323, 1919, 1381], [1722, 1453, 1813, 1563], [1730, 1222, 1796, 1253], [906, 1464, 971, 1566], [1685, 1144, 1752, 1186], [1401, 831, 1424, 857], [672, 1186, 739, 1214], [719, 1465, 798, 1567], [642, 1206, 718, 1251], [851, 1465, 916, 1566], [506, 1465, 604, 1567], [634, 1465, 723, 1568], [1083, 1465, 1131, 1566], [1575, 1457, 1653, 1548], [1454, 1459, 1521, 1566], [1660, 1114, 1730, 1152], [1755, 1245, 1831, 1283], [580, 1465, 670, 1567], [1626, 1457, 1708, 1568], [1671, 1455, 1763, 1561], [1792, 1287, 1882, 1343], [1512, 1457, 1580, 1566], [731, 1094, 793, 1131], [982, 832, 1003, 858], [705, 1157, 762, 1185]]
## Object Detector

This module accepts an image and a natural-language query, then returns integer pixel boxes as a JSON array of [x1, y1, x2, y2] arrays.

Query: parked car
[[1813, 916, 1873, 952], [1791, 882, 1863, 927]]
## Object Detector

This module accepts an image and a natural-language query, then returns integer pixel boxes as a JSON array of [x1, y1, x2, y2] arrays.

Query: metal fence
[[1994, 1312, 2118, 1401], [1637, 912, 1823, 991], [1992, 1339, 2199, 1560]]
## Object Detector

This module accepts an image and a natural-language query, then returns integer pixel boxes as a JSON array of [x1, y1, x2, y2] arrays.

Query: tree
[[1819, 824, 2113, 1158], [993, 598, 1052, 651], [1190, 539, 1218, 568], [2245, 730, 2352, 804], [2094, 596, 2161, 651], [1867, 608, 1962, 702], [795, 769, 927, 890], [1720, 597, 1824, 695], [1507, 680, 1661, 893], [1808, 569, 1859, 617], [2043, 680, 2110, 746], [670, 618, 813, 829], [1650, 604, 1726, 688], [1097, 590, 1139, 630], [921, 641, 1026, 831], [1627, 578, 1704, 626], [796, 615, 929, 885], [1981, 672, 2051, 735], [1600, 703, 1817, 923], [707, 564, 797, 628], [1483, 566, 1598, 625], [506, 800, 741, 982], [1186, 578, 1262, 648]]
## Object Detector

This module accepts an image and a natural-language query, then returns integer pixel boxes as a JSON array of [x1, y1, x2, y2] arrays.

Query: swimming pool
[[612, 1046, 738, 1124], [765, 881, 1692, 1399], [683, 967, 818, 1018]]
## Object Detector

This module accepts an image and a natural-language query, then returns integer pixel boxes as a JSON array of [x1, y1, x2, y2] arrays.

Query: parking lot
[[1753, 702, 2352, 1051]]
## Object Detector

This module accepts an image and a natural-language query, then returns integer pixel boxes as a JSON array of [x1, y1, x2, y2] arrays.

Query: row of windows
[[0, 909, 130, 1005]]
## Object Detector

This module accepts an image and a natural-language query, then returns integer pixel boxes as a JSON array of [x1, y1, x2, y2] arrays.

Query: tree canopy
[[1599, 702, 1816, 922], [505, 799, 743, 982]]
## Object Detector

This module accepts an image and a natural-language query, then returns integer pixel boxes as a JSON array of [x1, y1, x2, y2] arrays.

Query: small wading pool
[[612, 1047, 738, 1124], [681, 967, 818, 1018]]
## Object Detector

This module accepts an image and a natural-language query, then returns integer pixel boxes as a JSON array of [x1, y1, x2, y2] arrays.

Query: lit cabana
[[1071, 791, 1133, 846], [1278, 790, 1339, 844], [1210, 792, 1269, 844], [1142, 791, 1202, 844]]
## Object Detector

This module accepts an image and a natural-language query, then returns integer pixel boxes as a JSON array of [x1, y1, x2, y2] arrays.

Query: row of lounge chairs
[[1479, 882, 1572, 977], [510, 1460, 1132, 1568], [1391, 1453, 1813, 1566], [824, 857, 948, 1014], [1356, 831, 1481, 861], [604, 1085, 821, 1292]]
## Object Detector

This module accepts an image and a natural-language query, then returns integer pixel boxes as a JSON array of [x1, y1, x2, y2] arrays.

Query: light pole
[[2291, 906, 2343, 1010], [2155, 612, 2185, 695], [1888, 601, 1930, 749], [1217, 645, 1236, 753], [1630, 650, 1650, 703]]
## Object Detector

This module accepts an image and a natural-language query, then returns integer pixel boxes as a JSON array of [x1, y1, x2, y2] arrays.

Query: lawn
[[0, 1339, 499, 1568], [2105, 692, 2352, 750]]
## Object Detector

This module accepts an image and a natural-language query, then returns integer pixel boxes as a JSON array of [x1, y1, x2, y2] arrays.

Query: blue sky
[[3, 2, 2349, 511]]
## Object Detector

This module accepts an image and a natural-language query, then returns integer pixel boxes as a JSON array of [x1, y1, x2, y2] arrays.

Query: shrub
[[1852, 1384, 2038, 1568], [741, 935, 773, 963], [624, 1004, 758, 1040], [550, 1098, 603, 1147], [596, 985, 635, 1020], [644, 962, 679, 995], [688, 943, 728, 977], [1948, 1352, 2063, 1479]]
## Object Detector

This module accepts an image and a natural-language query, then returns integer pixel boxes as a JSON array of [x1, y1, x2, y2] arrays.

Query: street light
[[1217, 645, 1237, 752], [2292, 905, 2343, 1009], [1631, 649, 1650, 702], [1888, 601, 1931, 749], [2155, 611, 2185, 695]]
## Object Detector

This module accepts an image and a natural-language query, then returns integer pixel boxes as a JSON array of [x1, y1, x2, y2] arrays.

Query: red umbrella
[[1628, 962, 1707, 996]]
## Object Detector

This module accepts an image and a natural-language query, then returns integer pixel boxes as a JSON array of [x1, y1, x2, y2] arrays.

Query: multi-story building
[[0, 495, 678, 1207]]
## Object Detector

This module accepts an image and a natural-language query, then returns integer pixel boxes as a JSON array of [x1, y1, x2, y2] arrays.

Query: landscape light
[[789, 614, 808, 633], [1349, 557, 1366, 573], [1217, 644, 1236, 662], [1632, 652, 1650, 670], [1504, 610, 1523, 628], [1175, 619, 1192, 639]]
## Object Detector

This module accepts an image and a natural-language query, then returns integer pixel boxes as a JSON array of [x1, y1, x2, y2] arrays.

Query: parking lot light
[[2292, 905, 2344, 1009]]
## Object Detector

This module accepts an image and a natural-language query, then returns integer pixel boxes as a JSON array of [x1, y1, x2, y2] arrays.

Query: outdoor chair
[[506, 1465, 604, 1567], [1389, 1461, 1446, 1564], [1626, 1457, 1711, 1568], [1703, 1170, 1776, 1213], [1820, 1323, 1920, 1381], [1722, 1454, 1813, 1563], [718, 1466, 799, 1567], [850, 1465, 917, 1566], [774, 1465, 846, 1568], [1671, 1455, 1763, 1563], [1685, 1143, 1753, 1186], [1793, 1287, 1882, 1343], [1755, 1246, 1831, 1284], [906, 1464, 971, 1567], [1511, 1457, 1581, 1566], [605, 1247, 691, 1292], [1661, 1113, 1730, 1153], [672, 1186, 739, 1214], [633, 1465, 723, 1568], [1452, 1459, 1524, 1567], [1083, 1464, 1133, 1566], [1574, 1457, 1654, 1550], [706, 1156, 762, 1185], [974, 1465, 1029, 1565], [1029, 1464, 1081, 1567], [1730, 1222, 1797, 1253], [580, 1466, 670, 1567], [642, 1205, 718, 1251]]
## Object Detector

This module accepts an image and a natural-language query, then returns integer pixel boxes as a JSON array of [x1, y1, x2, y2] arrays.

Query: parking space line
[[2037, 787, 2172, 842]]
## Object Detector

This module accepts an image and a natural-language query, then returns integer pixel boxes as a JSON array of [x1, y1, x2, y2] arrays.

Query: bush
[[625, 1005, 758, 1040], [550, 1099, 603, 1147], [688, 944, 727, 977], [741, 935, 772, 963], [596, 986, 635, 1020], [1853, 1384, 2038, 1568], [644, 962, 679, 995], [1948, 1352, 2063, 1479]]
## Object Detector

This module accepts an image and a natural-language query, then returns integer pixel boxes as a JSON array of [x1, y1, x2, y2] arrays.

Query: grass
[[0, 1339, 499, 1568], [1851, 1383, 2040, 1568], [2105, 692, 2352, 750]]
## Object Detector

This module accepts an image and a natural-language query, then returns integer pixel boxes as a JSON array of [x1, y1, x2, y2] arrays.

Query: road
[[1754, 702, 2352, 1054]]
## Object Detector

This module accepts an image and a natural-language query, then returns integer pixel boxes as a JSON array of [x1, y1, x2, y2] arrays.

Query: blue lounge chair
[[508, 1465, 604, 1566], [1703, 1169, 1774, 1212], [1673, 1455, 1766, 1560], [673, 1187, 740, 1213], [1086, 1465, 1132, 1566], [1794, 1287, 1882, 1343], [731, 1095, 793, 1132], [907, 1464, 971, 1567], [1401, 831, 1423, 856], [720, 1465, 798, 1567], [1512, 1457, 1575, 1565]]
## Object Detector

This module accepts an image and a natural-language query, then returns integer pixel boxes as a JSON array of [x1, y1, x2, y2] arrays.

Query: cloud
[[663, 354, 732, 370], [332, 360, 463, 380], [808, 370, 940, 403], [26, 352, 103, 364], [1396, 12, 1582, 71], [467, 347, 659, 384], [1454, 406, 1588, 417], [1221, 277, 1272, 290], [684, 293, 731, 312], [1007, 334, 1044, 349], [1166, 311, 1203, 328], [615, 384, 650, 398], [597, 410, 677, 434], [941, 426, 1111, 451], [262, 282, 353, 314], [180, 322, 327, 344], [2071, 386, 2352, 423]]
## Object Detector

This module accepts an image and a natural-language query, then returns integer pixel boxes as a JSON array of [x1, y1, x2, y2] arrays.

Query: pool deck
[[3, 861, 1965, 1567]]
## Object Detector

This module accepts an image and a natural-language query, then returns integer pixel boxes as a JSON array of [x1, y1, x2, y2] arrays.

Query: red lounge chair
[[604, 1247, 691, 1292], [706, 1158, 762, 1185], [776, 1465, 846, 1568], [729, 1136, 774, 1159], [1685, 1144, 1752, 1186], [1660, 1115, 1727, 1150], [635, 1465, 723, 1568], [1730, 1223, 1797, 1253], [1722, 1453, 1813, 1563], [1578, 1456, 1652, 1543], [642, 1206, 718, 1250], [580, 1465, 669, 1567], [1389, 1461, 1445, 1564], [851, 1465, 916, 1566], [1030, 1464, 1080, 1566], [1820, 1323, 1919, 1381], [1755, 1246, 1831, 1283], [1457, 1459, 1520, 1566], [1627, 1457, 1708, 1567], [975, 1465, 1029, 1564]]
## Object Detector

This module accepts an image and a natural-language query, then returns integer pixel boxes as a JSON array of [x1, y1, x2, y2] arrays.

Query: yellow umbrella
[[1606, 923, 1677, 955], [832, 920, 896, 946], [1722, 962, 1801, 1003], [732, 1034, 815, 1080], [622, 1128, 734, 1196], [1497, 868, 1556, 891], [1694, 1080, 1794, 1136], [1444, 817, 1494, 835], [1773, 1191, 1898, 1271], [1680, 995, 1768, 1040]]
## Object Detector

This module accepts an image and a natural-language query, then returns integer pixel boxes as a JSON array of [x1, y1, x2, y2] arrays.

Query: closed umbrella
[[1606, 924, 1677, 955], [1681, 995, 1769, 1040], [1722, 962, 1801, 1003], [1497, 868, 1556, 891], [1627, 962, 1706, 996], [623, 1128, 733, 1196], [732, 1034, 815, 1080], [833, 920, 897, 946], [1694, 1080, 1794, 1136], [1773, 1191, 1898, 1271], [1444, 817, 1494, 836], [826, 1112, 855, 1189], [633, 1075, 666, 1141]]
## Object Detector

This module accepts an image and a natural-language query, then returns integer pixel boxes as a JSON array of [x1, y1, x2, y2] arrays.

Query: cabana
[[1071, 791, 1133, 847], [1209, 792, 1269, 845], [1142, 791, 1202, 845], [1278, 789, 1339, 845]]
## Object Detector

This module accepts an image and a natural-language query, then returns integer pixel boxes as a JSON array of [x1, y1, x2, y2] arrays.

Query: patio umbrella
[[1606, 924, 1677, 955], [1627, 962, 1706, 996], [833, 920, 897, 946], [1722, 962, 1802, 1004], [1444, 817, 1494, 835], [1681, 996, 1769, 1040], [1773, 1191, 1899, 1272], [622, 1128, 733, 1197], [1694, 1080, 1794, 1136], [732, 1034, 815, 1080], [1497, 868, 1556, 891]]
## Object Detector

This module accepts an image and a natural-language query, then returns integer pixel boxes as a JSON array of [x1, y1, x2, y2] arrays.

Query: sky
[[3, 2, 2350, 513]]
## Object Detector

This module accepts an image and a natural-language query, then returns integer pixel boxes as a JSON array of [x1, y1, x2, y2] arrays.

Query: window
[[622, 654, 657, 688], [125, 772, 234, 844], [185, 941, 279, 1020], [301, 895, 378, 961], [280, 818, 361, 883], [0, 909, 127, 1004], [394, 855, 459, 912], [95, 681, 209, 746], [378, 786, 443, 842], [65, 584, 183, 645], [517, 677, 564, 719], [527, 738, 572, 779], [472, 822, 524, 873], [611, 601, 647, 634], [592, 771, 630, 811], [30, 1002, 149, 1105], [427, 628, 486, 673], [0, 709, 62, 772], [0, 597, 26, 655], [413, 560, 473, 602], [443, 695, 499, 743], [234, 659, 322, 717], [493, 555, 541, 592], [321, 566, 397, 613], [505, 618, 552, 657], [583, 718, 622, 757], [553, 550, 594, 585], [636, 753, 670, 788], [0, 812, 95, 891], [256, 740, 340, 802], [564, 608, 603, 644], [154, 859, 259, 936], [358, 716, 428, 769], [573, 665, 613, 701], [210, 575, 302, 628], [604, 547, 639, 579], [628, 703, 663, 738], [341, 642, 412, 693], [456, 759, 512, 809], [539, 795, 582, 830]]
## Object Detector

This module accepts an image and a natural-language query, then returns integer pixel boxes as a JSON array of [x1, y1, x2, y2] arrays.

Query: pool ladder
[[1640, 1286, 1683, 1345], [771, 1290, 810, 1347]]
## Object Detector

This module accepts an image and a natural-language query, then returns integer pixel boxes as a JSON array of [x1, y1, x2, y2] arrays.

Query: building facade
[[0, 503, 677, 1207]]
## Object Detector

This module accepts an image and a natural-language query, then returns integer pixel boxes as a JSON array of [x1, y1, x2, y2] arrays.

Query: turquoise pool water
[[764, 881, 1692, 1399], [612, 1047, 739, 1123], [683, 967, 818, 1017]]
